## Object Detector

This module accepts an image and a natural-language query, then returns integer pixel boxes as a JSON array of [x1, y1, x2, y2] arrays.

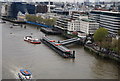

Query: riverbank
[[84, 44, 120, 62], [1, 17, 26, 24]]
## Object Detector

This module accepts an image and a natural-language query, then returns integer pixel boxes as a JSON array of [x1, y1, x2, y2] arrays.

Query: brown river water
[[1, 21, 119, 79]]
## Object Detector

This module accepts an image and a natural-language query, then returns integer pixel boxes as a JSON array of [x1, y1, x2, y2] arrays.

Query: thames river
[[2, 21, 119, 79]]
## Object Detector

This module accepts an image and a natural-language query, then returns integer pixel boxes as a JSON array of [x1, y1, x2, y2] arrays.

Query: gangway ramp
[[60, 37, 78, 43], [60, 37, 81, 45]]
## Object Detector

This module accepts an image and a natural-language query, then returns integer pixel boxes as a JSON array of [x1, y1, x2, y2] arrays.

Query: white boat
[[24, 36, 32, 42], [13, 24, 20, 26], [24, 36, 41, 44], [0, 21, 6, 23], [18, 69, 32, 80]]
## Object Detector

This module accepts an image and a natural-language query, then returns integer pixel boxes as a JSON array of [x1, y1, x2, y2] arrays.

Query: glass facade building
[[7, 2, 35, 19]]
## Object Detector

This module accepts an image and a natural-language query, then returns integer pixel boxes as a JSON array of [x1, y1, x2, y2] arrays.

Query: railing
[[60, 37, 80, 45], [26, 21, 53, 28], [60, 37, 78, 43]]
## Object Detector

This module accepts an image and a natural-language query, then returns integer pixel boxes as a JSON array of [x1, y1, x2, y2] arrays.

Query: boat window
[[22, 72, 31, 76], [20, 70, 31, 76], [32, 40, 40, 42], [65, 51, 71, 55]]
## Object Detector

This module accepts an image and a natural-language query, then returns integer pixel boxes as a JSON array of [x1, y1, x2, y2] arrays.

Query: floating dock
[[40, 27, 61, 35], [41, 37, 75, 58]]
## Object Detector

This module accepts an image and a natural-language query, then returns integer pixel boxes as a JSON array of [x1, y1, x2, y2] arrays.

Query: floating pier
[[41, 37, 75, 58], [40, 27, 61, 35]]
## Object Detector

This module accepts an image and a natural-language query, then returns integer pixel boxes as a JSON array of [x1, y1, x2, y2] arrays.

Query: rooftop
[[81, 18, 96, 22], [92, 10, 120, 14]]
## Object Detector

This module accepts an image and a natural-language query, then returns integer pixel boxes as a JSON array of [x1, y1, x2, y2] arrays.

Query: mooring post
[[73, 50, 75, 58], [24, 25, 26, 28]]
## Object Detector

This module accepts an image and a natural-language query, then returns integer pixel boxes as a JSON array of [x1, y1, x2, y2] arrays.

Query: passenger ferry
[[24, 36, 41, 44], [41, 37, 75, 58], [18, 69, 32, 80]]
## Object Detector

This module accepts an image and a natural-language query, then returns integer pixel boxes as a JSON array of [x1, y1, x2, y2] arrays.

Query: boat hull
[[30, 41, 41, 44], [24, 37, 41, 44]]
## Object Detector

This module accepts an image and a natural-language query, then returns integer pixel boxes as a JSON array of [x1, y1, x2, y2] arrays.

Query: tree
[[26, 14, 37, 22], [36, 16, 43, 23], [25, 15, 57, 26], [94, 28, 108, 47], [111, 38, 118, 52], [43, 18, 56, 26]]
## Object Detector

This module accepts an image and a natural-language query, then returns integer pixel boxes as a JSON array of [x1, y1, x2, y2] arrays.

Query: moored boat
[[24, 36, 32, 42], [24, 36, 41, 44], [30, 39, 41, 44]]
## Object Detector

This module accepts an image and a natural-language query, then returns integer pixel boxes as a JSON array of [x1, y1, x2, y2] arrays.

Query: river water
[[2, 21, 119, 79]]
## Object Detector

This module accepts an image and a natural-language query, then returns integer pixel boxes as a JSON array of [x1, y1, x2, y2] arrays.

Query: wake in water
[[9, 65, 34, 80], [10, 65, 23, 79]]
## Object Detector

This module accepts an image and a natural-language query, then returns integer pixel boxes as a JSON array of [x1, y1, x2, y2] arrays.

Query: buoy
[[10, 26, 13, 28], [31, 33, 33, 35]]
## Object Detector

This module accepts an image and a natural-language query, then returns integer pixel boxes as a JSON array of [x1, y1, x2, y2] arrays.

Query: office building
[[90, 10, 120, 35], [55, 13, 98, 35], [80, 18, 99, 34], [4, 2, 35, 19], [55, 15, 81, 32], [36, 4, 48, 13]]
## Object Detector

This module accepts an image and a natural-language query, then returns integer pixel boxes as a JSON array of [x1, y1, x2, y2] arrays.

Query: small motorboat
[[18, 69, 32, 80], [0, 21, 6, 23], [24, 36, 41, 44], [13, 23, 20, 26]]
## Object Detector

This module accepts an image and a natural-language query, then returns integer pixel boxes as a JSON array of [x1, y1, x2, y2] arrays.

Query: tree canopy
[[25, 14, 56, 26], [94, 28, 108, 43]]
